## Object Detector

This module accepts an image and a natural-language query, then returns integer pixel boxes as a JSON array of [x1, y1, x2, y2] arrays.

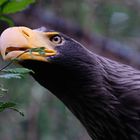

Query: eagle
[[0, 26, 140, 140]]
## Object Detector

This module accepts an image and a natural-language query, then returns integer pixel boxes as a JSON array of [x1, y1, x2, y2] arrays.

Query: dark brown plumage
[[21, 38, 140, 140], [1, 27, 140, 140]]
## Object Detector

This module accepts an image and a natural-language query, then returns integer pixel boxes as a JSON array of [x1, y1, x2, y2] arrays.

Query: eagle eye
[[50, 35, 63, 44]]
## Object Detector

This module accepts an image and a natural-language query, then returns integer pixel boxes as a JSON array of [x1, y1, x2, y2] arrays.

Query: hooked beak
[[0, 26, 58, 62]]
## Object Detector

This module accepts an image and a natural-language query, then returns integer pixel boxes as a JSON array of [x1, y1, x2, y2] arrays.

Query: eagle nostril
[[22, 30, 30, 38]]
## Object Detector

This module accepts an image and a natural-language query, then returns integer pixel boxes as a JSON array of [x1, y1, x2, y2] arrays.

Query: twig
[[0, 47, 46, 72], [0, 49, 29, 72]]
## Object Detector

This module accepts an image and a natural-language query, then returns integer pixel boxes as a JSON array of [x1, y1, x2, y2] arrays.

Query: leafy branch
[[0, 0, 36, 116], [0, 47, 46, 115]]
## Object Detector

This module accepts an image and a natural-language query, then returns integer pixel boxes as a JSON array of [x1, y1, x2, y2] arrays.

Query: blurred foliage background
[[0, 0, 140, 140]]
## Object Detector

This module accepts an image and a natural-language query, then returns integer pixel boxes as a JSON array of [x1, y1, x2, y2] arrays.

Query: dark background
[[0, 0, 140, 140]]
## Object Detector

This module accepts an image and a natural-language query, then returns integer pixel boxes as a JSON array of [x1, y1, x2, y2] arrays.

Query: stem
[[0, 49, 29, 72]]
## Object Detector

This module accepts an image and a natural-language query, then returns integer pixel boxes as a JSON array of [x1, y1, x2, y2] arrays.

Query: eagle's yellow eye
[[50, 35, 62, 44]]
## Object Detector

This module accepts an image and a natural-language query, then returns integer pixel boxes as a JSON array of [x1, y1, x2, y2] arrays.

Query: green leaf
[[29, 47, 46, 56], [0, 0, 7, 6], [0, 68, 33, 79], [9, 107, 24, 116], [0, 16, 14, 26], [0, 102, 16, 112], [0, 85, 8, 97], [0, 102, 24, 116], [2, 0, 35, 14], [3, 68, 34, 74], [0, 73, 24, 79]]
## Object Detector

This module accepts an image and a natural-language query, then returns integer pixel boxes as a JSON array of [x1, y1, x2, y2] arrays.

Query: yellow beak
[[0, 26, 57, 62]]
